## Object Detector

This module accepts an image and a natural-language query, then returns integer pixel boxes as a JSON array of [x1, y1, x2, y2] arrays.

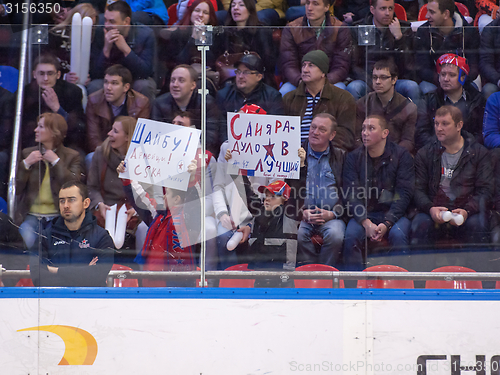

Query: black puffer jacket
[[415, 82, 485, 150], [414, 131, 493, 216]]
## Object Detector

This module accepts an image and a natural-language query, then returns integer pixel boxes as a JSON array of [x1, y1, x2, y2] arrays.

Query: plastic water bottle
[[227, 231, 243, 251]]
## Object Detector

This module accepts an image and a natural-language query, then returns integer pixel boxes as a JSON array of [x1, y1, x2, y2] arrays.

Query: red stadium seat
[[219, 264, 255, 288], [111, 264, 138, 287], [357, 265, 414, 289], [425, 266, 482, 289], [295, 264, 344, 288], [394, 3, 407, 21], [167, 3, 178, 25], [15, 265, 34, 287], [418, 2, 469, 21]]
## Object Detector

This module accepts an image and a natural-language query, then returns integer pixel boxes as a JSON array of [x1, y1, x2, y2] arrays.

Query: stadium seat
[[167, 3, 178, 25], [425, 266, 482, 289], [295, 264, 344, 288], [111, 264, 138, 287], [219, 264, 255, 288], [418, 2, 469, 21], [394, 3, 407, 21], [357, 265, 414, 289], [15, 265, 33, 287]]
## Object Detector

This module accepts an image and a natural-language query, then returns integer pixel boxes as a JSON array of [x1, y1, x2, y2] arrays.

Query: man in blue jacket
[[30, 181, 114, 287], [343, 115, 414, 271]]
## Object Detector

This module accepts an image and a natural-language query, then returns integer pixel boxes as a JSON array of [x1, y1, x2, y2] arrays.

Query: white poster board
[[119, 118, 200, 191], [227, 113, 301, 179]]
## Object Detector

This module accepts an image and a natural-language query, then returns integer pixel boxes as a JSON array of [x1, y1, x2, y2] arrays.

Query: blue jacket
[[91, 23, 155, 80], [29, 211, 114, 287], [125, 0, 169, 24], [483, 91, 500, 149]]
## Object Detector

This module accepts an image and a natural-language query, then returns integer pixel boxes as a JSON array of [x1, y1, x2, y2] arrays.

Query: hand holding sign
[[227, 113, 301, 179]]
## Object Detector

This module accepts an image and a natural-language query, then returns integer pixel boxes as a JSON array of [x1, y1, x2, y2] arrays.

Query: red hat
[[436, 53, 470, 78], [258, 180, 291, 199], [240, 103, 267, 114]]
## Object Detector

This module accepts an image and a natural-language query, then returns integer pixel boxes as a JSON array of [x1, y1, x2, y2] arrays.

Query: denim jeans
[[343, 216, 411, 271], [297, 219, 346, 267]]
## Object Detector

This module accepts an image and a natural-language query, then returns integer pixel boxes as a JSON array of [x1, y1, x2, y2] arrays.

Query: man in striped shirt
[[283, 50, 356, 151]]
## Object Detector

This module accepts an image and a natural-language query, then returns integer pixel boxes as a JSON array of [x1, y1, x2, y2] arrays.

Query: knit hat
[[302, 50, 329, 74]]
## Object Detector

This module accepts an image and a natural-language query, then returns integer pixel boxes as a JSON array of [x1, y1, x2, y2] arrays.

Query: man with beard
[[29, 181, 114, 287]]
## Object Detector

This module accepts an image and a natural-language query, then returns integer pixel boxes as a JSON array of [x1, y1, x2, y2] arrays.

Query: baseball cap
[[258, 180, 291, 199]]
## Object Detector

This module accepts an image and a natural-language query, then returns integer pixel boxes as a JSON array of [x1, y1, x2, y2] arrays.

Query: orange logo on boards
[[17, 325, 98, 365]]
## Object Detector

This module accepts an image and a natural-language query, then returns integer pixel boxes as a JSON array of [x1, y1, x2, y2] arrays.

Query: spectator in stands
[[124, 0, 169, 25], [29, 181, 114, 287], [347, 0, 420, 104], [119, 159, 200, 287], [220, 0, 277, 87], [45, 3, 98, 83], [295, 113, 346, 267], [23, 54, 85, 151], [216, 55, 283, 143], [89, 1, 156, 102], [479, 16, 500, 99], [161, 0, 221, 70], [411, 105, 492, 247], [279, 0, 351, 95], [483, 91, 500, 148], [283, 50, 356, 151], [343, 115, 414, 271], [356, 59, 417, 153], [415, 54, 485, 150], [86, 64, 150, 153], [218, 0, 284, 25], [152, 64, 221, 155], [476, 0, 499, 33], [335, 0, 371, 23], [414, 0, 479, 94], [17, 113, 82, 248]]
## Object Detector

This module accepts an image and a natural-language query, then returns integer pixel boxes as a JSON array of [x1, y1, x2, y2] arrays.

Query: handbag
[[215, 50, 261, 87]]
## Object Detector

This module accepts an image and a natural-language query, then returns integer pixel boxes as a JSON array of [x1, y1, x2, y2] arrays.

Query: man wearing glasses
[[23, 53, 85, 150], [355, 59, 417, 153], [216, 54, 284, 143]]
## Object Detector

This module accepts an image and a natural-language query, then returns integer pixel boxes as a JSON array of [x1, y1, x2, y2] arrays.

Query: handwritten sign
[[119, 118, 201, 191], [227, 113, 301, 179]]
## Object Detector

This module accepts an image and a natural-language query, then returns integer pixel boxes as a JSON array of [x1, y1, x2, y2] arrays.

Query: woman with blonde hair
[[17, 112, 82, 247], [87, 116, 147, 258]]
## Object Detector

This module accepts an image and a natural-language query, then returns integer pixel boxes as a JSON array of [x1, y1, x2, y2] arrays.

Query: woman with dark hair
[[17, 113, 82, 247], [220, 0, 277, 87], [160, 0, 221, 69], [219, 0, 283, 25]]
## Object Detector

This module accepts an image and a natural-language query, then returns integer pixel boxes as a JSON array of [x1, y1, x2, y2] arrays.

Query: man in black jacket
[[216, 54, 284, 144], [152, 64, 222, 155], [23, 53, 85, 150], [347, 0, 420, 103], [411, 105, 493, 247], [415, 54, 485, 150], [414, 0, 479, 94], [29, 181, 114, 287], [343, 115, 414, 270]]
